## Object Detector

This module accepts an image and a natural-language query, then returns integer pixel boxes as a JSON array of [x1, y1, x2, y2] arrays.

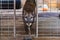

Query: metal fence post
[[14, 0, 16, 38], [36, 0, 38, 38]]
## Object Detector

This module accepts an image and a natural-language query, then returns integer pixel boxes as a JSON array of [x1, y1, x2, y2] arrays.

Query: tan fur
[[23, 0, 36, 13]]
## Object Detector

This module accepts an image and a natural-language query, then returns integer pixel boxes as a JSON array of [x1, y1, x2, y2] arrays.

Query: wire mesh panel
[[0, 8, 15, 40], [0, 0, 36, 40], [38, 0, 60, 37], [0, 0, 21, 40]]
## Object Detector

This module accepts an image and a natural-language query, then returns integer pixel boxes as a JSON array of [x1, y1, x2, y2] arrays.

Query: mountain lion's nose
[[26, 23, 32, 26]]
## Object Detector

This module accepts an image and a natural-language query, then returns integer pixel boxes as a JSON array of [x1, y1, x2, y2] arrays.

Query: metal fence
[[0, 0, 37, 40]]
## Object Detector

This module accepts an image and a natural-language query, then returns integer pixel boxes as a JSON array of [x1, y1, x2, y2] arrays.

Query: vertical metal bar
[[1, 0, 2, 39], [57, 0, 58, 37], [7, 13, 9, 40], [8, 0, 10, 40], [36, 0, 38, 38], [14, 0, 16, 38]]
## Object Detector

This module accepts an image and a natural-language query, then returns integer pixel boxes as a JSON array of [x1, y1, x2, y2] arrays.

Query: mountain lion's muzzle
[[24, 13, 34, 26]]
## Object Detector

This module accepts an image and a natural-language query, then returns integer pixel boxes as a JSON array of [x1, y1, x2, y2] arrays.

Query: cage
[[38, 0, 60, 38], [0, 0, 37, 40]]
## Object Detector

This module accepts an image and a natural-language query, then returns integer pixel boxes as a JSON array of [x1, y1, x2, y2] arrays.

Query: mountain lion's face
[[24, 12, 34, 26]]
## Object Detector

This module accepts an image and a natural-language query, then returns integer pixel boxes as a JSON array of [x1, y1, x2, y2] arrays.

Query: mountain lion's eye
[[31, 18, 33, 21], [25, 18, 27, 21]]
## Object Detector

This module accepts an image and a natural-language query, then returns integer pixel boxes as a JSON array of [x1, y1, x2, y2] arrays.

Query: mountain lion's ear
[[25, 14, 28, 17], [29, 13, 33, 17], [23, 10, 28, 16]]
